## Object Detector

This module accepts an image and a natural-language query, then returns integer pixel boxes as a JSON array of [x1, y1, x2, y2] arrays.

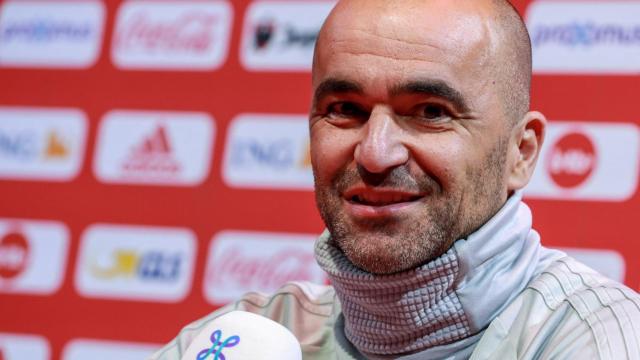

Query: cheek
[[408, 135, 469, 190], [310, 125, 358, 184]]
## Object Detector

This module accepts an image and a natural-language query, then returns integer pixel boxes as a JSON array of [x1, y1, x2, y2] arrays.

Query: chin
[[336, 232, 442, 275]]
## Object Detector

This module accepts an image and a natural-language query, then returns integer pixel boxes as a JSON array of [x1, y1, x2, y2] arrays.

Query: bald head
[[490, 0, 533, 124], [309, 0, 546, 276], [313, 0, 532, 125]]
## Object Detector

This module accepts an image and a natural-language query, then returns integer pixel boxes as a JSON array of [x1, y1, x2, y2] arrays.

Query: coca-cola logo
[[208, 246, 315, 290], [547, 131, 597, 188], [0, 229, 30, 280], [115, 12, 218, 54]]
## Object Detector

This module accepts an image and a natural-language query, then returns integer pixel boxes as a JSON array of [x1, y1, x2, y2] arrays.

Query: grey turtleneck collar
[[315, 192, 564, 359]]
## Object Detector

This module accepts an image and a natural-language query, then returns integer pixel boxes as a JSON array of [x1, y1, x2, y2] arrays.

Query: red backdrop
[[0, 0, 638, 358]]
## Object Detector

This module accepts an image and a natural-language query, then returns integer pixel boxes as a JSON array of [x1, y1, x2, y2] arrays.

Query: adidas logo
[[121, 124, 180, 175]]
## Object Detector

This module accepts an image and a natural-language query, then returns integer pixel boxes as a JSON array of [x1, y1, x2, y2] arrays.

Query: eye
[[416, 103, 452, 123], [326, 101, 368, 119], [422, 104, 444, 119]]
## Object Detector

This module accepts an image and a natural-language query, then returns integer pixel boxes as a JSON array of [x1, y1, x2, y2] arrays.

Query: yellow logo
[[92, 250, 139, 279], [44, 131, 69, 159], [298, 140, 312, 169]]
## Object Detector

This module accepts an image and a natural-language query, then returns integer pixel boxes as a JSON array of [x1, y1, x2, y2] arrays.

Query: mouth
[[342, 188, 425, 218], [347, 192, 423, 206]]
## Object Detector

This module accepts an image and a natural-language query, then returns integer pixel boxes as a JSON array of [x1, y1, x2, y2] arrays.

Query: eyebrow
[[391, 79, 470, 113], [312, 78, 363, 105], [312, 77, 470, 113]]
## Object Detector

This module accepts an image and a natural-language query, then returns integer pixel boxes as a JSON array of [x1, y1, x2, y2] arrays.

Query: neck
[[315, 192, 564, 358]]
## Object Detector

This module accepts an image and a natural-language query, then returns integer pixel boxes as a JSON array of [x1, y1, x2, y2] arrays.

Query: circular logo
[[547, 131, 597, 189], [0, 231, 30, 280]]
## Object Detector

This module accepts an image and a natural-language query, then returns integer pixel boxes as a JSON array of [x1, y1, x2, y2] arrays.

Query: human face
[[310, 0, 517, 274]]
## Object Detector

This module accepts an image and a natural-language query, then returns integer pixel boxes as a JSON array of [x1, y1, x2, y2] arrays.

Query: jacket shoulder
[[473, 257, 640, 360], [527, 257, 640, 359], [529, 257, 639, 313]]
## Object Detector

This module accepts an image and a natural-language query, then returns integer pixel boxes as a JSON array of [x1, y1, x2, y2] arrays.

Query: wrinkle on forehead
[[315, 0, 499, 91], [327, 30, 447, 63]]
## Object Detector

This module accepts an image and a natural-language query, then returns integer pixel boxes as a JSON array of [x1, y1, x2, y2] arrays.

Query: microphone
[[180, 310, 302, 360]]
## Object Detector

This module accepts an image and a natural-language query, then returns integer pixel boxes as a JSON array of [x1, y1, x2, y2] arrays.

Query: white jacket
[[150, 194, 640, 359]]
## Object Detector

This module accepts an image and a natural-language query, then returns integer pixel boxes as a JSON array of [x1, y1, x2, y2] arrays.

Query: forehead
[[313, 0, 497, 96]]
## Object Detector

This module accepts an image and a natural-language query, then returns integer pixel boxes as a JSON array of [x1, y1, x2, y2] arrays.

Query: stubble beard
[[314, 137, 509, 275]]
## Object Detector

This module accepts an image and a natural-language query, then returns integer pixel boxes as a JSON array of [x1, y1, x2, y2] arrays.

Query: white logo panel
[[240, 1, 335, 71], [0, 0, 105, 68], [0, 218, 69, 295], [204, 231, 326, 305], [527, 1, 640, 74], [556, 247, 626, 283], [75, 224, 196, 302], [223, 114, 313, 189], [112, 0, 233, 70], [0, 333, 50, 360], [525, 122, 639, 201], [94, 110, 215, 186], [0, 107, 87, 181], [63, 339, 160, 360]]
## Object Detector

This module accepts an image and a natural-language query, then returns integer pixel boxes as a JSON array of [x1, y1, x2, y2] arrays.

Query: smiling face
[[310, 0, 533, 274]]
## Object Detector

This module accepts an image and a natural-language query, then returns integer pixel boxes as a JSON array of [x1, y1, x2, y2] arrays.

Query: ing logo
[[223, 114, 313, 189], [0, 107, 87, 181], [44, 131, 70, 160], [298, 140, 312, 169]]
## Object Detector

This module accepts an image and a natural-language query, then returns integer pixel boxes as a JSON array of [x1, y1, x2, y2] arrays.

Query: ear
[[507, 111, 546, 191]]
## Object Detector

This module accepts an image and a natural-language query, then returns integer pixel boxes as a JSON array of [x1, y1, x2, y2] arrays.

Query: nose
[[354, 106, 409, 174]]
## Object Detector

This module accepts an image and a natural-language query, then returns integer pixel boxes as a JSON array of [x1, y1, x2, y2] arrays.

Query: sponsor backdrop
[[0, 0, 637, 358]]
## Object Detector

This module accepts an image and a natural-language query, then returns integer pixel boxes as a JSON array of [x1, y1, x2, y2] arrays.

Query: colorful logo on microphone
[[197, 330, 240, 360]]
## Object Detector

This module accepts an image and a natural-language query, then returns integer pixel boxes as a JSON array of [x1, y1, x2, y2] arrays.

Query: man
[[151, 0, 640, 359]]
